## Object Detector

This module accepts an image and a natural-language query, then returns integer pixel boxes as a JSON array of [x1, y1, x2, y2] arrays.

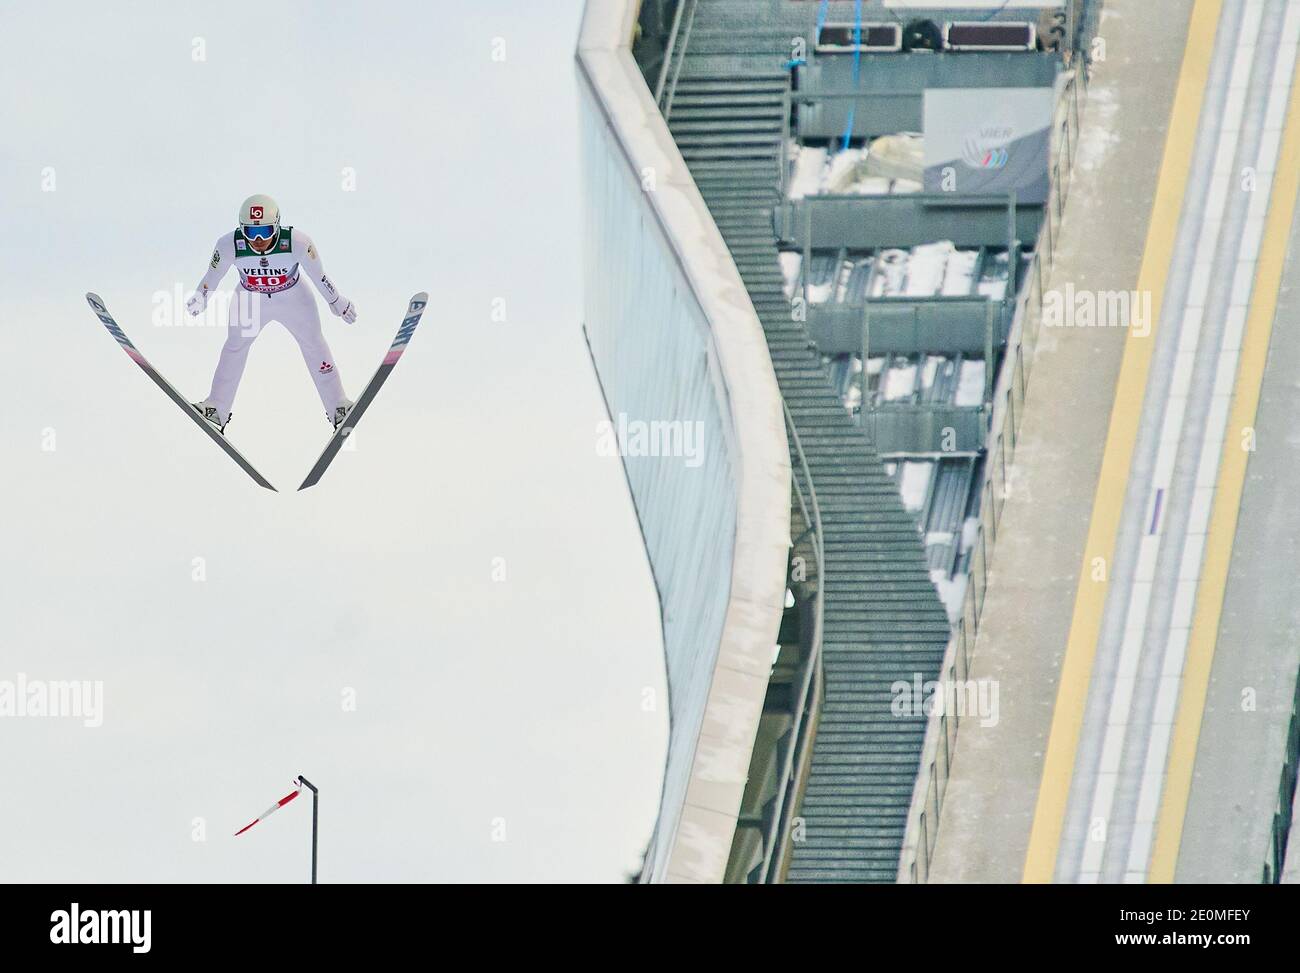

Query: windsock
[[235, 780, 302, 836]]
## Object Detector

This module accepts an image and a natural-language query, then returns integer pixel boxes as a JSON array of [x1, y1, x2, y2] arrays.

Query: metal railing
[[758, 399, 827, 883], [897, 64, 1087, 882], [654, 0, 700, 122], [1264, 671, 1300, 882]]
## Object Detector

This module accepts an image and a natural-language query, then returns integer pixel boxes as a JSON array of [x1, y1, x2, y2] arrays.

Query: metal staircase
[[663, 9, 951, 882]]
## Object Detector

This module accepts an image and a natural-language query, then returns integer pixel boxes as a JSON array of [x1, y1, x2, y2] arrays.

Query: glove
[[186, 291, 207, 316], [330, 295, 357, 324]]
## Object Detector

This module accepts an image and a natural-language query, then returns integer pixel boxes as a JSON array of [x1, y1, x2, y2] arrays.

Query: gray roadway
[[1058, 0, 1297, 884], [1174, 182, 1300, 884]]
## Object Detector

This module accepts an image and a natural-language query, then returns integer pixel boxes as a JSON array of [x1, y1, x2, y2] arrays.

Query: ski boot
[[192, 399, 231, 435], [331, 398, 356, 431]]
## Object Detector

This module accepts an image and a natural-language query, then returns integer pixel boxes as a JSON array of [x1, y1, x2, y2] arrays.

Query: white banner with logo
[[922, 86, 1053, 203]]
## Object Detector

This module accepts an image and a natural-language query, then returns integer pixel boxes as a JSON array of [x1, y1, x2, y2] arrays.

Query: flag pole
[[297, 775, 318, 884]]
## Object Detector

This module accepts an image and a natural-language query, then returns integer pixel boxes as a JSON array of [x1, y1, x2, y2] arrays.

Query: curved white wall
[[577, 1, 792, 882]]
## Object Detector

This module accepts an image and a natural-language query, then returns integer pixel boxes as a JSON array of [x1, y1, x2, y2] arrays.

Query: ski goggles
[[241, 224, 277, 241]]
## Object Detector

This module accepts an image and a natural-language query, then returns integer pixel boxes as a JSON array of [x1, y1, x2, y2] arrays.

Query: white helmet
[[238, 194, 280, 251], [239, 193, 279, 227]]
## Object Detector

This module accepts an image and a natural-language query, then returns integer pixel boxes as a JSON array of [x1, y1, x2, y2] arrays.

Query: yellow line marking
[[1148, 37, 1300, 885], [1021, 0, 1224, 883]]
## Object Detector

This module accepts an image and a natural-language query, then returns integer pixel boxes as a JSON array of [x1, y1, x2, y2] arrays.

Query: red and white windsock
[[235, 780, 302, 836]]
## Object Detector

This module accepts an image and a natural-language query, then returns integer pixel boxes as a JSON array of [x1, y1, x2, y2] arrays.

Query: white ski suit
[[190, 227, 353, 420]]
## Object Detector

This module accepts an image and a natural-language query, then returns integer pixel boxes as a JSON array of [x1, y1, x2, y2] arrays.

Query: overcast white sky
[[0, 0, 668, 882]]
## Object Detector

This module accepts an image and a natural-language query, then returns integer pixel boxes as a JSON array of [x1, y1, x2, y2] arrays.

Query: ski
[[298, 292, 428, 490], [85, 293, 278, 491]]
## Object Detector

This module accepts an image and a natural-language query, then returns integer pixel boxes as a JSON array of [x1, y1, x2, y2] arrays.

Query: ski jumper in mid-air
[[187, 194, 357, 433]]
